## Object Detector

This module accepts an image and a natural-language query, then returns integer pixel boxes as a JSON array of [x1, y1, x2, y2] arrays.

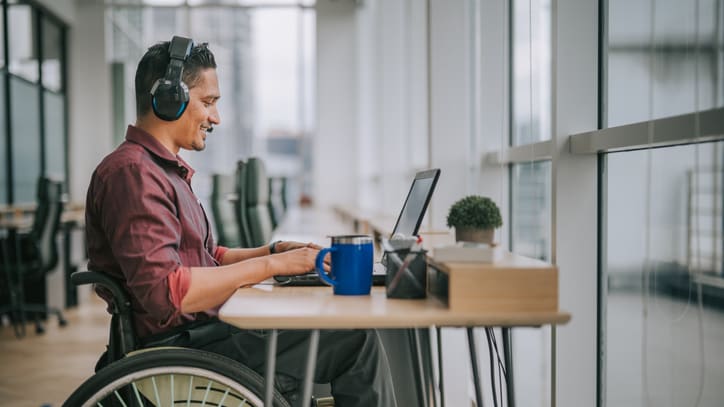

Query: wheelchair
[[63, 271, 291, 407]]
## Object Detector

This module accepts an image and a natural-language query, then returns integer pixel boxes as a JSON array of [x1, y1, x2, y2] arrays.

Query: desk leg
[[502, 328, 515, 407], [436, 327, 445, 407], [420, 328, 438, 407], [467, 327, 484, 407], [300, 329, 320, 405], [410, 328, 430, 407], [265, 329, 278, 406]]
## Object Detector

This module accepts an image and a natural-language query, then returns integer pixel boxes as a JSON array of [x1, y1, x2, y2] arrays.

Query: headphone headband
[[150, 36, 194, 121]]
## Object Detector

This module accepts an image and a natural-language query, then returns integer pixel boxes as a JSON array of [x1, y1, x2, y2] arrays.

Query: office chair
[[0, 177, 67, 337], [268, 176, 287, 230], [210, 173, 243, 248], [244, 158, 274, 247], [234, 160, 254, 248]]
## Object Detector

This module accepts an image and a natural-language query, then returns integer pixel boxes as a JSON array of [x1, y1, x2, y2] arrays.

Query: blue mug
[[315, 235, 374, 295]]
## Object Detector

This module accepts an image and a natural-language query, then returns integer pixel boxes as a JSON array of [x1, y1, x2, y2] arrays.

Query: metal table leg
[[436, 327, 445, 407], [502, 328, 515, 407], [265, 329, 278, 406], [421, 328, 438, 407], [410, 328, 430, 407], [467, 327, 483, 407], [300, 329, 320, 405]]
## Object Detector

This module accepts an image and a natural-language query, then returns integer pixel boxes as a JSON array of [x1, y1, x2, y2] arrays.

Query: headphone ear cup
[[151, 79, 189, 121]]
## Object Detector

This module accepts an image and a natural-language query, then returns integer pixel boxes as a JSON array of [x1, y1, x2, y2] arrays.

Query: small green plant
[[446, 195, 503, 230]]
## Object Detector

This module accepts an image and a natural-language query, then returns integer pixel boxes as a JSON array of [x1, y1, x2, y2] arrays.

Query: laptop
[[275, 168, 441, 286]]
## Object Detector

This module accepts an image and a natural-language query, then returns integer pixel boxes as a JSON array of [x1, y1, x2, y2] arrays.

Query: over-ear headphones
[[150, 36, 194, 121]]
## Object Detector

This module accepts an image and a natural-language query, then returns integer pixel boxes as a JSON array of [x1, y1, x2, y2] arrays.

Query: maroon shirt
[[86, 125, 224, 338]]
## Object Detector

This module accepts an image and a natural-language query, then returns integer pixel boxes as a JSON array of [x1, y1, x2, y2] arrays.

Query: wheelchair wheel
[[64, 347, 290, 407]]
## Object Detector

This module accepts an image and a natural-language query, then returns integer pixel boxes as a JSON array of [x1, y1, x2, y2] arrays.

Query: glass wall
[[0, 76, 5, 205], [511, 160, 551, 261], [44, 91, 66, 180], [511, 0, 551, 146], [10, 77, 40, 203], [8, 4, 38, 83], [606, 0, 724, 126], [509, 1, 553, 406], [0, 2, 68, 205], [0, 2, 6, 204], [602, 0, 724, 405], [603, 142, 724, 406]]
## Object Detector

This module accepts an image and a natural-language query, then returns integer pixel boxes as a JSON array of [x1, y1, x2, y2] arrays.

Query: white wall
[[68, 0, 114, 202], [313, 0, 358, 208]]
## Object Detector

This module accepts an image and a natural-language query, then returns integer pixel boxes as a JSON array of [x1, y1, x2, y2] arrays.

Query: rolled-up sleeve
[[213, 246, 229, 264], [96, 163, 184, 327]]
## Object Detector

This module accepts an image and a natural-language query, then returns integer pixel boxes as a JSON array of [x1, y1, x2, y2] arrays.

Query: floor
[[0, 296, 110, 407]]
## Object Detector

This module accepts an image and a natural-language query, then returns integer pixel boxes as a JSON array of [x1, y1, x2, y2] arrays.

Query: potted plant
[[446, 195, 503, 244]]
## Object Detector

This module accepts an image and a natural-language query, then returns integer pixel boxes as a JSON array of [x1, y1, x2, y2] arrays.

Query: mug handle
[[316, 247, 336, 287]]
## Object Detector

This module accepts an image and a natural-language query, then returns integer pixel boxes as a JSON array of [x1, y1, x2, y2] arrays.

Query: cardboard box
[[428, 251, 558, 313]]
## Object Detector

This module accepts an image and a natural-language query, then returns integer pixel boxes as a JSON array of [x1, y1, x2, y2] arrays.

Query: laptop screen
[[391, 169, 441, 238]]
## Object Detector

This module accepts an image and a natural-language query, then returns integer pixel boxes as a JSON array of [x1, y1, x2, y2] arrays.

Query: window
[[508, 1, 553, 406], [603, 141, 724, 405], [0, 3, 68, 205], [511, 0, 551, 146], [600, 0, 724, 405], [41, 16, 63, 92], [8, 4, 38, 83], [606, 0, 724, 127], [10, 76, 40, 203], [511, 160, 551, 261]]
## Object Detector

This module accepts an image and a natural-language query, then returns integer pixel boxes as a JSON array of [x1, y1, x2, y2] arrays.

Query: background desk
[[0, 205, 86, 319], [220, 285, 570, 406]]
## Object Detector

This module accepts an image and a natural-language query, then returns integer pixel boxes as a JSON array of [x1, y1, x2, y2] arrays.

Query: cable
[[485, 328, 499, 407], [488, 328, 508, 406]]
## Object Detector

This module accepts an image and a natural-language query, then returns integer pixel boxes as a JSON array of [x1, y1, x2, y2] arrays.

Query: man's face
[[174, 68, 221, 152]]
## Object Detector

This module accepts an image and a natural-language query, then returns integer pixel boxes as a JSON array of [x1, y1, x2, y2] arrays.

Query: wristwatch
[[269, 240, 282, 254]]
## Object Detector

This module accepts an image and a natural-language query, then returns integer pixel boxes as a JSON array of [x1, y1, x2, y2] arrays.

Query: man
[[85, 38, 397, 407]]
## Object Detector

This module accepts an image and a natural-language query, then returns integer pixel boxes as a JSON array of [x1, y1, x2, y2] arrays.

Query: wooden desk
[[221, 285, 569, 330], [220, 284, 570, 406]]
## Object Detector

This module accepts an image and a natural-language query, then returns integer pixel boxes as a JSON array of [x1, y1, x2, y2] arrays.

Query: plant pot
[[455, 227, 494, 244]]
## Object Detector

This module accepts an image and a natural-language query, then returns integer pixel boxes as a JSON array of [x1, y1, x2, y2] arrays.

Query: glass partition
[[511, 0, 551, 146], [603, 141, 724, 405], [10, 76, 41, 203], [8, 4, 38, 83], [0, 75, 6, 205], [511, 160, 551, 261], [44, 91, 65, 181], [0, 4, 5, 70], [606, 0, 724, 127], [41, 16, 63, 92], [510, 159, 552, 407]]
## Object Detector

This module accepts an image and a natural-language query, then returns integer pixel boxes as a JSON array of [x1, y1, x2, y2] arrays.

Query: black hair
[[134, 41, 217, 117]]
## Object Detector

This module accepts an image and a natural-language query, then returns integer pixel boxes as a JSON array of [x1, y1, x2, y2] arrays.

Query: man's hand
[[273, 240, 323, 253], [268, 247, 330, 277]]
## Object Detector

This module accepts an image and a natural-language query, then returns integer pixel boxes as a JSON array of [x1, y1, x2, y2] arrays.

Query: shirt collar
[[125, 125, 195, 182]]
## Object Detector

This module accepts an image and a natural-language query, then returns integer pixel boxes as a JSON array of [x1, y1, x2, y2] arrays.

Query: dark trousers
[[143, 320, 398, 407]]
